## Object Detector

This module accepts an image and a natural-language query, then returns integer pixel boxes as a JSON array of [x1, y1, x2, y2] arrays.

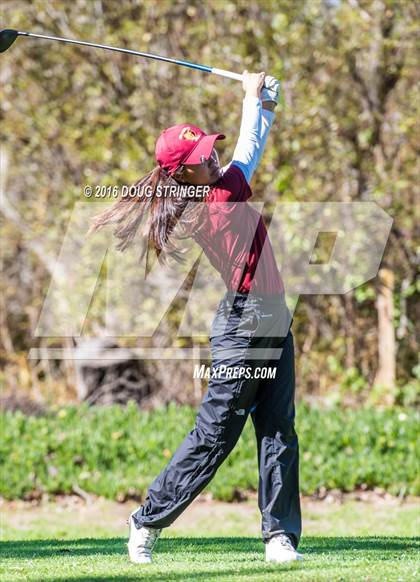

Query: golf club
[[0, 28, 244, 82]]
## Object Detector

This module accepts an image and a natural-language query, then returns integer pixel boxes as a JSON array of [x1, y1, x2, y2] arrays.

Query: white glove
[[260, 75, 280, 104]]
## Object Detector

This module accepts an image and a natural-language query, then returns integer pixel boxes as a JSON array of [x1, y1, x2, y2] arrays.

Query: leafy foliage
[[1, 403, 418, 501]]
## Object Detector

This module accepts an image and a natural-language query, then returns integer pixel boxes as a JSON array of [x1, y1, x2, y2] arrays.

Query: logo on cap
[[179, 127, 200, 142]]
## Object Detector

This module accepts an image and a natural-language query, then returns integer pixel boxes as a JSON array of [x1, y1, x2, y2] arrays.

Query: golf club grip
[[212, 68, 272, 90], [211, 67, 244, 82]]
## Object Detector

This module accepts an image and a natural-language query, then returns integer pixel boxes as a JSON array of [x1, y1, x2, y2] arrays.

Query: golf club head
[[0, 29, 18, 53]]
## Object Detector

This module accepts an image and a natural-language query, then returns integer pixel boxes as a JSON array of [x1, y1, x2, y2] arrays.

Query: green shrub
[[0, 402, 418, 501]]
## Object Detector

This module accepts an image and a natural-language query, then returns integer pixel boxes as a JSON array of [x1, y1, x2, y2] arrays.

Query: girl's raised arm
[[228, 71, 279, 185]]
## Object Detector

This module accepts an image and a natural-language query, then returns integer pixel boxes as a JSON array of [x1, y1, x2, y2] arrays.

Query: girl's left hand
[[261, 75, 280, 104]]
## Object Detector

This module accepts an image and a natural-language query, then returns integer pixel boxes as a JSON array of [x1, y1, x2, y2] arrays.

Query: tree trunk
[[373, 268, 396, 403]]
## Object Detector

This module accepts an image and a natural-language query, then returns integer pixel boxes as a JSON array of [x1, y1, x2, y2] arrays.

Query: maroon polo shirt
[[191, 164, 284, 295]]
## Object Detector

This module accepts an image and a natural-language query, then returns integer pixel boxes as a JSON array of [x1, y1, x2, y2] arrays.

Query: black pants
[[132, 291, 302, 547]]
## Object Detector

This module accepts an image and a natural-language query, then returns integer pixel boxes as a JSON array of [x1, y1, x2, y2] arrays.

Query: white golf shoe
[[265, 533, 303, 563], [127, 512, 161, 564]]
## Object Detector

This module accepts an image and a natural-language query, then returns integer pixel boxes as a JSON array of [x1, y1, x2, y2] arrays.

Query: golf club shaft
[[16, 31, 244, 82]]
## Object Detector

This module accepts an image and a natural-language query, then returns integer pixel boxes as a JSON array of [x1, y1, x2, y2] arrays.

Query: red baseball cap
[[155, 123, 225, 176]]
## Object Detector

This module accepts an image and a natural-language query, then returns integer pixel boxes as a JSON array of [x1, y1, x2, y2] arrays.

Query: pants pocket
[[227, 302, 262, 338]]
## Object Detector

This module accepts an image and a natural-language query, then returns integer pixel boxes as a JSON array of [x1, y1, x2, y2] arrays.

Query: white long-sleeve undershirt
[[222, 96, 276, 184]]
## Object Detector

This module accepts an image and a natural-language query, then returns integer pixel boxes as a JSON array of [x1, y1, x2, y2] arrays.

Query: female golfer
[[89, 71, 302, 565]]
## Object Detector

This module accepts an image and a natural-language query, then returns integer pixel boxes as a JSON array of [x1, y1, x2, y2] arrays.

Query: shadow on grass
[[1, 536, 261, 560], [2, 535, 418, 582], [34, 567, 302, 582], [2, 536, 418, 561], [305, 536, 420, 554]]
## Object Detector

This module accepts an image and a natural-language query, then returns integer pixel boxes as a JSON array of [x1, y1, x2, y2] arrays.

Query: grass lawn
[[1, 495, 419, 581]]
